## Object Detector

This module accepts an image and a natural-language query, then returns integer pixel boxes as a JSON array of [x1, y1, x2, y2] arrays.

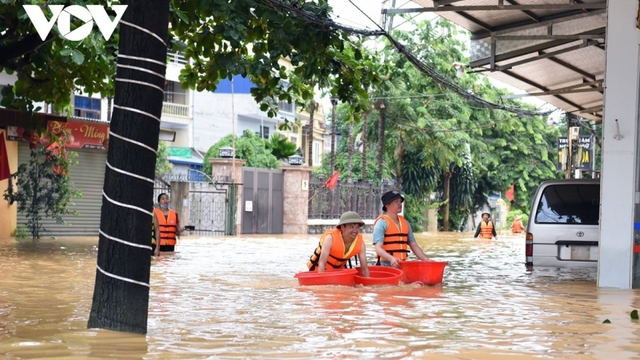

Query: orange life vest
[[375, 214, 410, 261], [511, 219, 524, 233], [307, 228, 364, 271], [153, 208, 178, 246], [479, 220, 494, 239]]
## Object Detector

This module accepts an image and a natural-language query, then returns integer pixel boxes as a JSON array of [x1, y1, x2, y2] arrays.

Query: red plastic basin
[[356, 265, 403, 277], [354, 271, 401, 286], [353, 266, 402, 286], [399, 260, 447, 285], [294, 268, 356, 286]]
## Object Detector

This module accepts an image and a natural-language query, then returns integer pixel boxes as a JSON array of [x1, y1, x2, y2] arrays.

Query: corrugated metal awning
[[387, 0, 606, 122]]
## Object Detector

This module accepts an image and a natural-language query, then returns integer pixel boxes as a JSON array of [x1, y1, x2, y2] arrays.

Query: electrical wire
[[255, 0, 554, 118]]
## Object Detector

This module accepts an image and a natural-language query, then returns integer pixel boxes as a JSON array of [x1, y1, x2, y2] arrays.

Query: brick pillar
[[169, 181, 190, 229], [281, 165, 313, 234], [0, 130, 17, 238], [209, 158, 246, 235], [426, 208, 438, 233]]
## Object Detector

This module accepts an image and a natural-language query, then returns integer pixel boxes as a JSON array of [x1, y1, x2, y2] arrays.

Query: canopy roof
[[388, 0, 606, 122]]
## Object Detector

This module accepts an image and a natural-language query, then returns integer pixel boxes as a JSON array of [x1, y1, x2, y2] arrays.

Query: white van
[[525, 179, 600, 269]]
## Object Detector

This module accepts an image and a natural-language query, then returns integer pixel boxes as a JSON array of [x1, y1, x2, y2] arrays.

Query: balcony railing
[[168, 52, 187, 65], [162, 102, 190, 118]]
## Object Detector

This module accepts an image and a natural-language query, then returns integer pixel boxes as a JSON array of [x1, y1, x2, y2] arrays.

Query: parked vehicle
[[525, 179, 600, 269]]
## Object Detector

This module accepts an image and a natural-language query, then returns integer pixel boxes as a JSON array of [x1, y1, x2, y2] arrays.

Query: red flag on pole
[[324, 171, 340, 190], [505, 183, 515, 202], [0, 134, 11, 181]]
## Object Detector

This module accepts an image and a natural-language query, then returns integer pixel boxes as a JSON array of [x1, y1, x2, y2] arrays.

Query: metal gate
[[242, 168, 283, 234], [188, 182, 234, 236], [153, 178, 170, 205], [155, 175, 236, 236]]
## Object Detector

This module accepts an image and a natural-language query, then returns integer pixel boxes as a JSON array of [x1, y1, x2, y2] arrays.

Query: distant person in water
[[474, 212, 497, 240], [511, 215, 524, 234], [152, 193, 188, 256]]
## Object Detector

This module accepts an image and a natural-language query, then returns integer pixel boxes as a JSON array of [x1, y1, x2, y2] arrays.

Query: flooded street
[[1, 232, 640, 359]]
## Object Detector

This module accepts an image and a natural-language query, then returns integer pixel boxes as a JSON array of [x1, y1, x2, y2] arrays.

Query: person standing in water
[[373, 190, 429, 268], [474, 212, 497, 240], [152, 193, 188, 256], [511, 215, 524, 234]]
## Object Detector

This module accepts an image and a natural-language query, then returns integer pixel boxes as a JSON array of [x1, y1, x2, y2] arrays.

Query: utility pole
[[566, 126, 572, 179]]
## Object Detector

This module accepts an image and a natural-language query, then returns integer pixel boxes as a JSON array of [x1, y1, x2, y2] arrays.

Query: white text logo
[[23, 5, 128, 41]]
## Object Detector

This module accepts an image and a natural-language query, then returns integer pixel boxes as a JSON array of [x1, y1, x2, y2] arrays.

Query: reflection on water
[[1, 232, 639, 359]]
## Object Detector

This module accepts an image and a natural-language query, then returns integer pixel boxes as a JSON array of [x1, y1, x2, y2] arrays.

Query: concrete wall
[[598, 0, 640, 289], [192, 76, 263, 153], [281, 165, 312, 234], [169, 181, 190, 232], [0, 130, 17, 238]]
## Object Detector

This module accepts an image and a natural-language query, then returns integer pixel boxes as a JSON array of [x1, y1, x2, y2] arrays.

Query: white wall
[[598, 0, 640, 289], [192, 91, 268, 153]]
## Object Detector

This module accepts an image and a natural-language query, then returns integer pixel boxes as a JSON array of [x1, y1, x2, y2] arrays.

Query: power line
[[256, 0, 553, 118]]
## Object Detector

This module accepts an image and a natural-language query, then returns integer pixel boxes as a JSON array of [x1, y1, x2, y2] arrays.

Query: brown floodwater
[[1, 232, 639, 359]]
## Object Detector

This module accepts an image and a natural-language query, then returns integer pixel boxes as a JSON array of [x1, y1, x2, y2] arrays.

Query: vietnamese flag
[[505, 183, 515, 202], [0, 134, 10, 181], [324, 171, 340, 190]]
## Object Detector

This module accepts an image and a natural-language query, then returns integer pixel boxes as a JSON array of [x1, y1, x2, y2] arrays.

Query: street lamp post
[[288, 154, 304, 166], [219, 146, 234, 158]]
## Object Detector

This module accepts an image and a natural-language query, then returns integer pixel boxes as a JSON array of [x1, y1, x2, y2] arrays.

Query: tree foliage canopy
[[169, 0, 390, 121], [316, 18, 562, 230], [0, 0, 118, 112], [0, 0, 389, 121], [203, 130, 280, 175]]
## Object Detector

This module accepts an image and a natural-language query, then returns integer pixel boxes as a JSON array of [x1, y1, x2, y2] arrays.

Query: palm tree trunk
[[443, 170, 452, 232], [361, 111, 368, 183], [306, 101, 316, 166], [330, 97, 337, 174], [87, 0, 170, 334], [394, 135, 404, 187], [346, 120, 355, 183], [376, 101, 386, 183]]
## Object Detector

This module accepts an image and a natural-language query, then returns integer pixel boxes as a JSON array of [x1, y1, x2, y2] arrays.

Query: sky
[[327, 0, 385, 30], [327, 0, 434, 32]]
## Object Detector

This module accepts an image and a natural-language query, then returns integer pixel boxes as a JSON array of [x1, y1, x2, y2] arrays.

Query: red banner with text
[[6, 120, 109, 150]]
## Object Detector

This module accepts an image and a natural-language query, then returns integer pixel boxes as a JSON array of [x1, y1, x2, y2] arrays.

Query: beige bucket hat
[[336, 211, 365, 228]]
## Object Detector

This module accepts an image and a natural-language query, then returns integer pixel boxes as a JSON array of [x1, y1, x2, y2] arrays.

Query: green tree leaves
[[0, 1, 117, 112], [3, 147, 81, 239], [265, 133, 297, 161], [202, 130, 280, 175], [155, 141, 173, 175]]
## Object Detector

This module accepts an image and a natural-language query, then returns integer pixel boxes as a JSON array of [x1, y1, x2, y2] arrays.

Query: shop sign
[[556, 135, 594, 171], [6, 120, 109, 150]]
